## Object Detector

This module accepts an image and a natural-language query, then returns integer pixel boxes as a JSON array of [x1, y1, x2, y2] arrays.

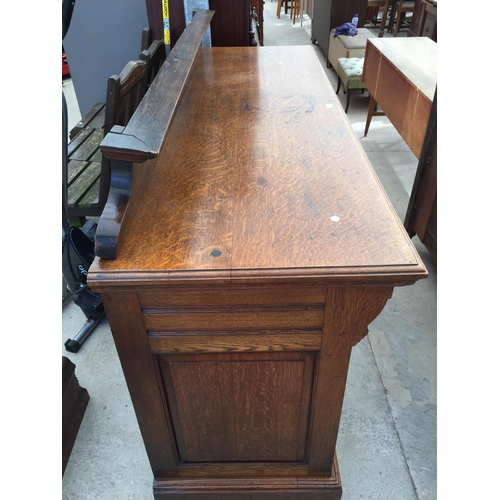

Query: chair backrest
[[103, 59, 148, 136], [141, 28, 152, 52], [140, 39, 166, 88]]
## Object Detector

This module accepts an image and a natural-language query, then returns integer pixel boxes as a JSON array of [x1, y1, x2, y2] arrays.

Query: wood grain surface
[[87, 43, 428, 499], [362, 37, 437, 158], [158, 352, 314, 463], [153, 455, 341, 499], [90, 46, 426, 288]]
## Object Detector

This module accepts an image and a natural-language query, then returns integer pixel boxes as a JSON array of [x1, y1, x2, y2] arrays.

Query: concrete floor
[[62, 3, 437, 499]]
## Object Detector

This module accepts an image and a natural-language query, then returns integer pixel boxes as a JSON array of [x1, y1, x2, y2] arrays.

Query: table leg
[[364, 95, 386, 136], [364, 95, 376, 136]]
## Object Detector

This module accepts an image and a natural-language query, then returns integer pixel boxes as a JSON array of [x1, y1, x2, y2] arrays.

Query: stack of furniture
[[311, 0, 368, 63]]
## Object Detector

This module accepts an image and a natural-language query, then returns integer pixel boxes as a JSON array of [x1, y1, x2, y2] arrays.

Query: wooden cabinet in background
[[62, 357, 89, 475], [408, 0, 437, 41], [404, 89, 437, 264], [208, 0, 264, 46], [145, 0, 264, 47]]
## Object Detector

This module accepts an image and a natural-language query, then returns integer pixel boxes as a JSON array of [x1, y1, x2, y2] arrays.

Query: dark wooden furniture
[[408, 0, 437, 41], [365, 0, 387, 28], [88, 10, 427, 499], [66, 119, 105, 223], [362, 37, 437, 159], [311, 0, 368, 62], [208, 0, 264, 46], [69, 102, 105, 140], [144, 0, 187, 49], [62, 356, 90, 475], [405, 89, 437, 264], [377, 0, 397, 36], [392, 0, 415, 36], [140, 36, 167, 88], [65, 59, 149, 223], [144, 0, 264, 47]]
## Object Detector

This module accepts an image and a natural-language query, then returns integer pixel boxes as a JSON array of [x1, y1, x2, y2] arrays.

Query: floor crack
[[367, 332, 420, 500]]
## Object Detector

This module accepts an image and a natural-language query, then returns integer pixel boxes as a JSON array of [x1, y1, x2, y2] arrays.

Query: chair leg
[[277, 0, 282, 18], [394, 7, 402, 36], [378, 0, 390, 37], [336, 75, 342, 95], [345, 89, 351, 113]]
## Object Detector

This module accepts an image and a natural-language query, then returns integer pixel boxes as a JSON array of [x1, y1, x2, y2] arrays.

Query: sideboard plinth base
[[154, 455, 342, 499]]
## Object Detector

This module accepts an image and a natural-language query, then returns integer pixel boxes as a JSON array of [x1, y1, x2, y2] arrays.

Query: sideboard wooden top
[[89, 46, 427, 287], [366, 37, 437, 102]]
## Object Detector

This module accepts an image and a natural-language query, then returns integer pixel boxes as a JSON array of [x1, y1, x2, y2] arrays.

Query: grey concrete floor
[[62, 3, 437, 499]]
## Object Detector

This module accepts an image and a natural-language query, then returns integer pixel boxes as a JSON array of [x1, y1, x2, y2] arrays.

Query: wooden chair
[[276, 0, 290, 18], [393, 0, 415, 36], [140, 38, 166, 89], [141, 27, 152, 52], [101, 58, 148, 197], [378, 0, 395, 37], [65, 59, 148, 223], [365, 0, 387, 27], [290, 0, 301, 25]]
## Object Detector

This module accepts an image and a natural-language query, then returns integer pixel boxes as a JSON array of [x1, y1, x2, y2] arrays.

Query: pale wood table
[[362, 37, 437, 158], [88, 12, 427, 499]]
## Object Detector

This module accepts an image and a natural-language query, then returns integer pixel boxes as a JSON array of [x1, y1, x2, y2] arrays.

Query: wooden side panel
[[376, 58, 419, 154], [308, 287, 393, 474], [361, 40, 381, 93], [409, 93, 432, 159], [364, 40, 434, 158], [162, 359, 237, 462], [143, 309, 324, 330], [158, 352, 315, 463], [232, 360, 304, 461], [139, 287, 326, 308], [149, 332, 321, 354], [101, 293, 179, 477]]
